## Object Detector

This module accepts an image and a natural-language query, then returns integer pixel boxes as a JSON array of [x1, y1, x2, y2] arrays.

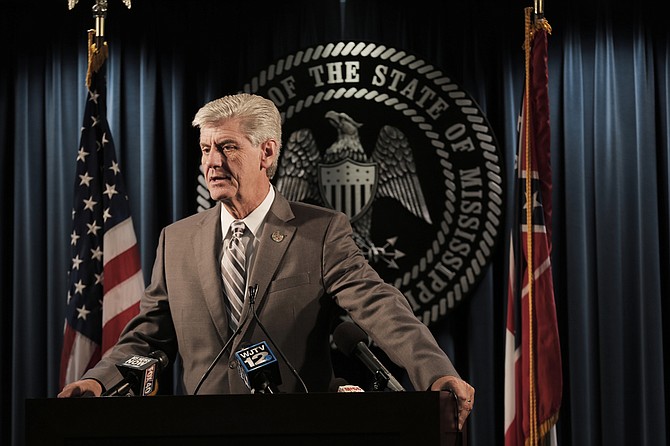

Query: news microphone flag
[[235, 341, 282, 393], [504, 8, 562, 446], [103, 351, 169, 397], [59, 31, 144, 387]]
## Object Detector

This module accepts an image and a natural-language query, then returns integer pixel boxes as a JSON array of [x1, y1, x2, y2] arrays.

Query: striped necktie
[[221, 220, 248, 331]]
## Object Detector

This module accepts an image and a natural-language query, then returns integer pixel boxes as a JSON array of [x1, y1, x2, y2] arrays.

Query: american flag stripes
[[59, 33, 144, 387], [504, 8, 562, 446]]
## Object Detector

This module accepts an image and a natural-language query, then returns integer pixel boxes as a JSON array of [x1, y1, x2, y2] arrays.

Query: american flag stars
[[60, 52, 143, 387]]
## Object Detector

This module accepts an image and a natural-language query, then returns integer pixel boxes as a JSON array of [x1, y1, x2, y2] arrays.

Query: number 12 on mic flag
[[235, 341, 281, 391]]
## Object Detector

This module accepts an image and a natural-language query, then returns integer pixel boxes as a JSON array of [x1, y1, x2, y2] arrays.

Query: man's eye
[[221, 144, 237, 151], [201, 146, 211, 154]]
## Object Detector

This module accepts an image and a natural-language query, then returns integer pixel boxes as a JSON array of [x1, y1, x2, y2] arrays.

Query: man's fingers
[[457, 391, 474, 430]]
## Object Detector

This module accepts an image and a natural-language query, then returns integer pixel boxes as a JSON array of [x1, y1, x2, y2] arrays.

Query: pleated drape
[[1, 2, 667, 446]]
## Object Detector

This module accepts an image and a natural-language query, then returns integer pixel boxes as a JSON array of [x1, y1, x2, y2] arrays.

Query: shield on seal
[[318, 159, 378, 222]]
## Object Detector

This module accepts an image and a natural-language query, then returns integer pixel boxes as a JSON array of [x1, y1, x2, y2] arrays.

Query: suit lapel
[[194, 202, 230, 344], [239, 194, 296, 334]]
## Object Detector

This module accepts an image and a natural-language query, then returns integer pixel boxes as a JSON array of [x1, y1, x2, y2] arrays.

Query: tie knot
[[230, 220, 246, 239]]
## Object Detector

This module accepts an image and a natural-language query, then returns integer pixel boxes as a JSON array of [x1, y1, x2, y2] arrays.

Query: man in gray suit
[[59, 93, 475, 431]]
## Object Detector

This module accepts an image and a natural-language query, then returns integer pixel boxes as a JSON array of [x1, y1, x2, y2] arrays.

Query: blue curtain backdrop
[[1, 1, 668, 446]]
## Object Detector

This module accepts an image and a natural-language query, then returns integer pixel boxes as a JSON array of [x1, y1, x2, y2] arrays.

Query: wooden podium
[[26, 391, 465, 446]]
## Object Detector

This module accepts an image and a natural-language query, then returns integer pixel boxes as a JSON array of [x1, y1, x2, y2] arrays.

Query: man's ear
[[260, 139, 278, 169]]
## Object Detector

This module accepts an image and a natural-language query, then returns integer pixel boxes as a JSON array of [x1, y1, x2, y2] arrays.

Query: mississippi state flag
[[504, 8, 562, 446], [60, 32, 144, 387]]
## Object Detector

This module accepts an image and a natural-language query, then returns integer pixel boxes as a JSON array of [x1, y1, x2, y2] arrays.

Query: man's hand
[[431, 375, 475, 431], [57, 379, 103, 398]]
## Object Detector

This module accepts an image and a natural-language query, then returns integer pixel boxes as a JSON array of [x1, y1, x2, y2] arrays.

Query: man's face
[[199, 118, 269, 204]]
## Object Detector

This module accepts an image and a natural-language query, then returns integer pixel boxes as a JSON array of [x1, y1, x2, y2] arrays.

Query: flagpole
[[68, 0, 133, 57], [60, 0, 142, 388], [505, 4, 558, 446], [92, 0, 107, 51], [522, 10, 538, 445], [524, 5, 553, 445]]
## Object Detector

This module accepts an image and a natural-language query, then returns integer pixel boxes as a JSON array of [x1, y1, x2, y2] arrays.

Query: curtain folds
[[1, 1, 667, 446]]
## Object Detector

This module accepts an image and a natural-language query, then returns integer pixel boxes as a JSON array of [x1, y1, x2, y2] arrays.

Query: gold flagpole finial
[[69, 0, 133, 87], [91, 0, 108, 50], [68, 0, 132, 10], [68, 1, 132, 47], [68, 0, 133, 45]]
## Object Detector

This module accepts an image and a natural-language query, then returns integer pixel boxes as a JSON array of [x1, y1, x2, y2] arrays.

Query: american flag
[[504, 8, 562, 446], [60, 34, 144, 388]]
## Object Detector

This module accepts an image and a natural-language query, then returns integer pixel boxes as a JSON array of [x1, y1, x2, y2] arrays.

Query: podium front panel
[[26, 392, 464, 446]]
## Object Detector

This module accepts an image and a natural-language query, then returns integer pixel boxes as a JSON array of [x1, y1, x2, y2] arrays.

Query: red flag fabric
[[59, 32, 144, 387], [504, 8, 562, 446]]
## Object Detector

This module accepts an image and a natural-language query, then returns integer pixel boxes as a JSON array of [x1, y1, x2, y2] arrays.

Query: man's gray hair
[[192, 93, 282, 178]]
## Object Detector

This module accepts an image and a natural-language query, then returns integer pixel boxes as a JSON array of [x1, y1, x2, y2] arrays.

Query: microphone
[[102, 350, 169, 397], [194, 284, 309, 395], [329, 377, 365, 393], [333, 322, 406, 392], [193, 286, 254, 395], [246, 284, 309, 393], [234, 341, 282, 393]]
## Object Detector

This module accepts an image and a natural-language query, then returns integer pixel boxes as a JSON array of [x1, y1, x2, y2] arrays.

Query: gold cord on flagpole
[[532, 0, 553, 35], [68, 0, 133, 88], [85, 29, 109, 89], [523, 6, 538, 446]]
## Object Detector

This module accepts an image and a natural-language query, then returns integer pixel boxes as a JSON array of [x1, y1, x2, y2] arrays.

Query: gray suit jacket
[[84, 191, 459, 394]]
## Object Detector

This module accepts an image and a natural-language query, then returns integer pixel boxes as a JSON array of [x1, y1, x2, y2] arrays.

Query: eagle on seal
[[274, 111, 432, 265]]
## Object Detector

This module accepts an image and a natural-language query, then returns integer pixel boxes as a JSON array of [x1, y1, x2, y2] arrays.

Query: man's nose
[[205, 149, 225, 167]]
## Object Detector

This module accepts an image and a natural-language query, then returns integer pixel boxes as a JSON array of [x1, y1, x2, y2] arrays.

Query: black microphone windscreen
[[333, 322, 368, 357], [150, 350, 169, 371]]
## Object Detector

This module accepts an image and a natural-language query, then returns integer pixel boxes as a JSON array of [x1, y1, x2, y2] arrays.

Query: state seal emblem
[[198, 41, 504, 326]]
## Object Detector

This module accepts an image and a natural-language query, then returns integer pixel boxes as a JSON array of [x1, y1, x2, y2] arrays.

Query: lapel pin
[[271, 231, 285, 242]]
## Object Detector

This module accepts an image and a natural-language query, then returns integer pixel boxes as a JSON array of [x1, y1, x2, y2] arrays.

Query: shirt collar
[[220, 186, 275, 240]]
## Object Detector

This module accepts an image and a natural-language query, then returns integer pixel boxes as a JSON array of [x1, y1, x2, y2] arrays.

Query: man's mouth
[[209, 173, 230, 183]]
